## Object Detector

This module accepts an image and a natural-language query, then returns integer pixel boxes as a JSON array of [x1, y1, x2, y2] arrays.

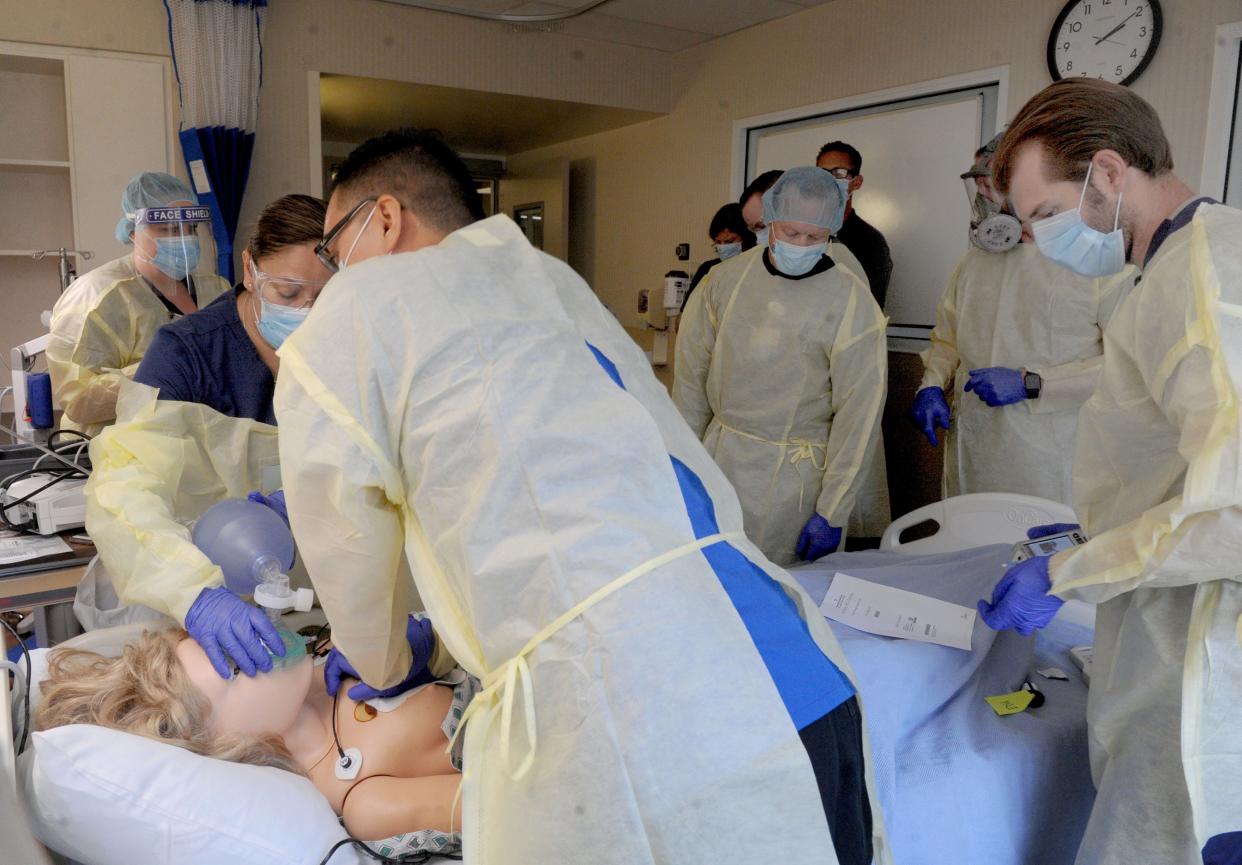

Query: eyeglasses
[[314, 197, 377, 273], [821, 167, 856, 180]]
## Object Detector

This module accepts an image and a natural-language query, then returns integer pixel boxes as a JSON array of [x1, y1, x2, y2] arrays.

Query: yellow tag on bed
[[985, 690, 1035, 716]]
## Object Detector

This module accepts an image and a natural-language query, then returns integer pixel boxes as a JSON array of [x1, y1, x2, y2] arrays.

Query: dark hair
[[738, 169, 785, 207], [330, 128, 484, 232], [993, 79, 1173, 193], [246, 194, 327, 260], [708, 203, 754, 247], [816, 141, 862, 175]]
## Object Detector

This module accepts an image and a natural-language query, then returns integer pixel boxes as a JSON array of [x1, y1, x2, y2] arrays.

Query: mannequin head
[[37, 628, 309, 772]]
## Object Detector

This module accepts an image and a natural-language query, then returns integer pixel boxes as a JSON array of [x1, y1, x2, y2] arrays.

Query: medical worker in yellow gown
[[47, 171, 229, 435], [674, 166, 887, 565], [913, 138, 1133, 504], [274, 132, 892, 865], [981, 79, 1242, 865]]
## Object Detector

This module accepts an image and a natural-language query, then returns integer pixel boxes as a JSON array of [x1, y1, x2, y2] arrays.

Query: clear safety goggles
[[250, 259, 327, 310]]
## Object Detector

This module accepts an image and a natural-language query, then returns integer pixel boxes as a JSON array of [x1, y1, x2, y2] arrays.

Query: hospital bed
[[793, 493, 1096, 865]]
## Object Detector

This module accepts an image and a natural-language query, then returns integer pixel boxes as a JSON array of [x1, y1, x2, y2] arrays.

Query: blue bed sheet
[[792, 545, 1096, 865]]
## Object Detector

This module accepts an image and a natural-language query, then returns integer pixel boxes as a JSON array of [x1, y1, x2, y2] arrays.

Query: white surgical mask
[[340, 204, 378, 271], [771, 238, 828, 277], [1031, 161, 1126, 277], [715, 242, 742, 260]]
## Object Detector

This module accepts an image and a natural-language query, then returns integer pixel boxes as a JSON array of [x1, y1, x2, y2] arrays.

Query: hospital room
[[2, 0, 1241, 862]]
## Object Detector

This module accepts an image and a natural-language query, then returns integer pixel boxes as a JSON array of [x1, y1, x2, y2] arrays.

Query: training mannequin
[[36, 628, 462, 840]]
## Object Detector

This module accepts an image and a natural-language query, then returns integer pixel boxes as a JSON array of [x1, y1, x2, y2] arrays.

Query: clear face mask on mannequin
[[1031, 160, 1127, 277]]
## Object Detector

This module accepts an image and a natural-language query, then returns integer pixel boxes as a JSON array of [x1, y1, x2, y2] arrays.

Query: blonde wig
[[36, 627, 301, 774]]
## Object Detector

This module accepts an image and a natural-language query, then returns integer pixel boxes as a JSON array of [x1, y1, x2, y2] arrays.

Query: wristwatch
[[1023, 371, 1043, 400]]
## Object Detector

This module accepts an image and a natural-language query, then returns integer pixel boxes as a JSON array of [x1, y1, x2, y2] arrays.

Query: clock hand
[[1094, 10, 1139, 45]]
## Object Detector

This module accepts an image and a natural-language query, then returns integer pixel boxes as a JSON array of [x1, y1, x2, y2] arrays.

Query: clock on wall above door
[[1047, 0, 1162, 86]]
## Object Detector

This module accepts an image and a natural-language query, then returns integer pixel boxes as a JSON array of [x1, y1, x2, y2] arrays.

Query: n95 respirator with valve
[[962, 159, 1022, 253]]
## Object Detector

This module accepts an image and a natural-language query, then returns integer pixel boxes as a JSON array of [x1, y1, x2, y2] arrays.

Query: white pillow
[[17, 648, 363, 865]]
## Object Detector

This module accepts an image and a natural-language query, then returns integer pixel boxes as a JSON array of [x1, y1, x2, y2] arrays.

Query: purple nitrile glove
[[796, 513, 843, 562], [1027, 522, 1080, 540], [324, 614, 438, 701], [964, 367, 1027, 407], [977, 555, 1064, 636], [185, 586, 285, 679], [911, 386, 951, 446], [247, 489, 289, 527]]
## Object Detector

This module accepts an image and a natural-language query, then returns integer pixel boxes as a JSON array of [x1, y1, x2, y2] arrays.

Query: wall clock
[[1047, 0, 1162, 86]]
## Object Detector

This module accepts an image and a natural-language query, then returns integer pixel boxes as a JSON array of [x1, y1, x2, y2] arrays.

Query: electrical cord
[[0, 465, 88, 534], [0, 421, 92, 476], [317, 836, 442, 865], [0, 429, 92, 534], [315, 637, 462, 865], [1, 614, 33, 755]]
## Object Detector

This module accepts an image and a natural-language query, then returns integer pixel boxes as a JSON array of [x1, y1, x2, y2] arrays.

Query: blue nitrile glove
[[324, 614, 438, 701], [796, 513, 843, 562], [911, 386, 952, 446], [247, 489, 289, 527], [1027, 523, 1080, 539], [964, 367, 1027, 407], [977, 555, 1065, 636], [185, 586, 286, 679]]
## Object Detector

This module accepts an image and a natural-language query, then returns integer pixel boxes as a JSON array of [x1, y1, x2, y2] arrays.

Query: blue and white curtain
[[164, 0, 267, 282]]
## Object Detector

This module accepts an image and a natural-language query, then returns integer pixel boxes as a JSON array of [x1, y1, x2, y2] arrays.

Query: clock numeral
[[1102, 0, 1111, 5], [1068, 20, 1083, 32], [1066, 60, 1074, 70], [1130, 48, 1138, 57], [1115, 65, 1124, 76], [1135, 4, 1143, 14], [1063, 41, 1071, 50], [1139, 25, 1147, 37]]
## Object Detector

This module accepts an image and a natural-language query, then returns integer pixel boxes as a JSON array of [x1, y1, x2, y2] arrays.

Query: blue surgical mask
[[257, 294, 310, 349], [715, 242, 742, 260], [771, 238, 828, 277], [151, 236, 200, 281], [753, 227, 769, 248], [1031, 161, 1126, 277], [832, 177, 852, 219]]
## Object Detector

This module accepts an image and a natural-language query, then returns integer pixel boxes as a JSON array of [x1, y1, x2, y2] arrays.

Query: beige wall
[[0, 0, 672, 269], [2, 0, 1237, 324], [497, 157, 570, 261], [510, 0, 1241, 324]]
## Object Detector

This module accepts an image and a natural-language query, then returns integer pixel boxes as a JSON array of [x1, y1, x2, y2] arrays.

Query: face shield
[[130, 205, 219, 282], [961, 164, 1021, 253]]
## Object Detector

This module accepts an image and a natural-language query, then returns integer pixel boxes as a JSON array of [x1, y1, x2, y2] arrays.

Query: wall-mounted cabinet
[[0, 42, 175, 379]]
